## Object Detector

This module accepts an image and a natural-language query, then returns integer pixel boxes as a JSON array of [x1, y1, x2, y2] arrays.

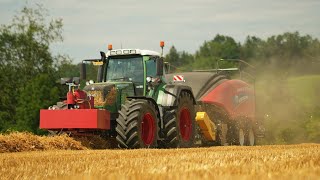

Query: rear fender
[[157, 84, 196, 107]]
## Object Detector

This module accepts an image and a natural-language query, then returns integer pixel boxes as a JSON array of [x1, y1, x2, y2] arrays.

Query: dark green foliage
[[15, 74, 59, 133], [0, 5, 69, 133], [305, 109, 320, 143], [165, 46, 194, 72], [194, 34, 241, 70]]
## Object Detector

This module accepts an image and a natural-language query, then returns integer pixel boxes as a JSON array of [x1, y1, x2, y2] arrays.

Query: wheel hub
[[141, 113, 155, 145], [179, 108, 192, 141]]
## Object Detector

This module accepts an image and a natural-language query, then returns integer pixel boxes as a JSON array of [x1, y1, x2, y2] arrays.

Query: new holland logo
[[173, 75, 185, 82]]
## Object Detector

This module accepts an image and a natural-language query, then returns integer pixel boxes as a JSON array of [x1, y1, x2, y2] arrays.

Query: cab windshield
[[106, 56, 143, 83]]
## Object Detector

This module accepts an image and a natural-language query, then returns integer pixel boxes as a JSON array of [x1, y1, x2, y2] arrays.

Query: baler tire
[[161, 92, 196, 148], [226, 121, 245, 146], [236, 126, 246, 146], [245, 123, 255, 146], [116, 99, 159, 149], [232, 120, 254, 146]]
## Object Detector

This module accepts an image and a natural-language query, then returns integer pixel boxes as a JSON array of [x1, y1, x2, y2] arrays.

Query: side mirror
[[80, 62, 86, 80], [100, 51, 106, 61], [156, 58, 164, 76]]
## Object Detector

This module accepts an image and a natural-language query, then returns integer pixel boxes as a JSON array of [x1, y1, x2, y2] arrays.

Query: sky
[[0, 0, 320, 63]]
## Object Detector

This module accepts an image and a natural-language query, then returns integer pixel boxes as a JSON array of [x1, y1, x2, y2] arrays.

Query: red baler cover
[[201, 79, 255, 120], [40, 109, 110, 130]]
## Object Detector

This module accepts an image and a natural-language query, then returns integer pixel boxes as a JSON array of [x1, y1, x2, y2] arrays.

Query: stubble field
[[0, 143, 319, 180]]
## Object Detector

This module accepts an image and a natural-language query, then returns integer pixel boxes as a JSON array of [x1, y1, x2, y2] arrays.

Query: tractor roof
[[106, 49, 160, 57]]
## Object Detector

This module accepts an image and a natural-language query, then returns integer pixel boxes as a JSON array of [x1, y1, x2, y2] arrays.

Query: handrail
[[217, 59, 256, 81]]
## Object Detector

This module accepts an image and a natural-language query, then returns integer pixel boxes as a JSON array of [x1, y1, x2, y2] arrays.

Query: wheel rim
[[239, 128, 245, 146], [248, 128, 255, 146], [179, 108, 192, 141], [141, 113, 155, 145]]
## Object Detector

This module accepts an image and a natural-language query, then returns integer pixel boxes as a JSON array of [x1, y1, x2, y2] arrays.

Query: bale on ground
[[0, 132, 86, 153]]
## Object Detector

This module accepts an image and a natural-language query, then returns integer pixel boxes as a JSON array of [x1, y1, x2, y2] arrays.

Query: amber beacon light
[[160, 41, 165, 48], [108, 44, 113, 50]]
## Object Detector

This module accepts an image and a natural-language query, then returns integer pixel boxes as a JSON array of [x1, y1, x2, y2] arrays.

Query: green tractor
[[41, 42, 197, 148]]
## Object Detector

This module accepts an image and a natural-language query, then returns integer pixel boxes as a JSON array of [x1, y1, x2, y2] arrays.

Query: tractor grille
[[90, 90, 105, 106], [83, 83, 115, 107]]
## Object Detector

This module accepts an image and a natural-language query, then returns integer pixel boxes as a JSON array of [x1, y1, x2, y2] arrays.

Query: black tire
[[116, 99, 159, 149], [236, 124, 246, 146], [216, 123, 228, 146], [226, 121, 244, 146], [161, 92, 196, 148], [229, 120, 255, 146]]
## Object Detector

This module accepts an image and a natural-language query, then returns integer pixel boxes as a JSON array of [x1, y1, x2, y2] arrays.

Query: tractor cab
[[103, 48, 164, 96], [80, 43, 166, 111]]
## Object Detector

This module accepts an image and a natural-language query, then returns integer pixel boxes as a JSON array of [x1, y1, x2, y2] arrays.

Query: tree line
[[166, 33, 320, 75]]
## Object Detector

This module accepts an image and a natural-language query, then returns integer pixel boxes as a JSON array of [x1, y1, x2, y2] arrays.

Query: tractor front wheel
[[116, 99, 159, 148]]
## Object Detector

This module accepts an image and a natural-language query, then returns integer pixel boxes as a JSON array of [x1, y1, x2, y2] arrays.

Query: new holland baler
[[166, 69, 260, 146]]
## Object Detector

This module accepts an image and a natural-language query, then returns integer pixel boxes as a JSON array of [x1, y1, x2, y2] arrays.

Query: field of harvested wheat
[[0, 133, 319, 180]]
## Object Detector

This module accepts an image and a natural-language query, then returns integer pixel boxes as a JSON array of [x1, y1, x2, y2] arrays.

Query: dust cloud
[[252, 60, 320, 144]]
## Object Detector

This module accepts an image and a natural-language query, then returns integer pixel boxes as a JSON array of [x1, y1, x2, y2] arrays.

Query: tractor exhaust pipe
[[80, 62, 86, 80]]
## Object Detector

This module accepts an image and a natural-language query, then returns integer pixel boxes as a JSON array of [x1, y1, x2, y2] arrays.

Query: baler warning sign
[[173, 75, 185, 82]]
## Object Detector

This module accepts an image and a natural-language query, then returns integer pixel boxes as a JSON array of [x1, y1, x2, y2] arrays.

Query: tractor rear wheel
[[161, 92, 195, 148], [116, 99, 159, 148]]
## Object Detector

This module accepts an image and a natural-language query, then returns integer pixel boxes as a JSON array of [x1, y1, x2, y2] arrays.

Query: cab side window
[[146, 59, 156, 77]]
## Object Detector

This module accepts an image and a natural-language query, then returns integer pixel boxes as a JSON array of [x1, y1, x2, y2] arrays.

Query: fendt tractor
[[40, 42, 264, 148]]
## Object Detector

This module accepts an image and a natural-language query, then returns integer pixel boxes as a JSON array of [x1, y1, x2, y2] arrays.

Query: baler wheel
[[116, 99, 158, 148], [161, 92, 195, 148], [246, 124, 255, 146], [231, 120, 255, 146], [238, 128, 245, 146]]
